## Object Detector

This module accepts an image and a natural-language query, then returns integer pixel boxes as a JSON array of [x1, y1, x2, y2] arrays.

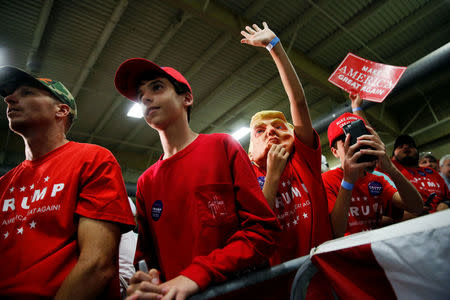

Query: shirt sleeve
[[380, 176, 398, 218], [321, 170, 341, 214], [75, 148, 135, 231], [291, 129, 322, 179], [179, 136, 281, 290]]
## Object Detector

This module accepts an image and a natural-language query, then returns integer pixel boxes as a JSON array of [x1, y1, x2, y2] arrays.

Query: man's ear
[[183, 92, 193, 108], [55, 103, 70, 118], [330, 145, 340, 159]]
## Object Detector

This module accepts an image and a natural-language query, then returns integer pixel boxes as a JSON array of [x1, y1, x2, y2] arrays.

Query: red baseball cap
[[114, 58, 192, 101], [327, 112, 365, 147]]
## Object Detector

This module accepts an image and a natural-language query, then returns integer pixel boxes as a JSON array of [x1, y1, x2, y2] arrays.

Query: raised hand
[[356, 126, 392, 171], [349, 93, 363, 109], [342, 134, 376, 183], [240, 22, 276, 48]]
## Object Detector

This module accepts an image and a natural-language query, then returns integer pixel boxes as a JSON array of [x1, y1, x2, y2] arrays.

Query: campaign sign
[[328, 53, 407, 102]]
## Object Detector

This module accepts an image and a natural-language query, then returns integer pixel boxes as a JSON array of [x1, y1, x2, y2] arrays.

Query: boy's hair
[[138, 73, 192, 122], [332, 134, 345, 149]]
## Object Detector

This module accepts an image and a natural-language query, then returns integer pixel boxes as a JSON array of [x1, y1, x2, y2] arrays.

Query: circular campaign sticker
[[368, 181, 383, 196], [151, 200, 163, 221]]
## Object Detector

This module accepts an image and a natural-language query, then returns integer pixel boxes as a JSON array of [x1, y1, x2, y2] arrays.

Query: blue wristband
[[341, 180, 354, 191], [266, 36, 280, 51], [352, 107, 362, 112]]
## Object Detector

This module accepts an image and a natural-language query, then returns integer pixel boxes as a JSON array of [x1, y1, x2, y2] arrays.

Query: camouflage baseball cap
[[0, 66, 77, 119]]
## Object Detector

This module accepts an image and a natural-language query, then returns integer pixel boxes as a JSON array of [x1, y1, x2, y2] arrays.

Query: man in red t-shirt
[[391, 134, 449, 215], [114, 48, 280, 298], [0, 67, 135, 299], [242, 23, 332, 265], [322, 109, 423, 237]]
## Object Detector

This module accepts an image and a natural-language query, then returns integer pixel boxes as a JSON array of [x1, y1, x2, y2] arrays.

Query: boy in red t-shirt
[[323, 106, 423, 236], [114, 55, 280, 298], [242, 22, 332, 265], [0, 67, 135, 299]]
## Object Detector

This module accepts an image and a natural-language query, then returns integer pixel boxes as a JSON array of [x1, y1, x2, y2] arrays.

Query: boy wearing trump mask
[[243, 22, 331, 266]]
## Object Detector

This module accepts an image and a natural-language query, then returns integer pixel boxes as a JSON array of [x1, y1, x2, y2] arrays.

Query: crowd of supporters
[[0, 22, 448, 300]]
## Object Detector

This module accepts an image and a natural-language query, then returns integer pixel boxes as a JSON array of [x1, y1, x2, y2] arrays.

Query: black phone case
[[342, 120, 377, 163]]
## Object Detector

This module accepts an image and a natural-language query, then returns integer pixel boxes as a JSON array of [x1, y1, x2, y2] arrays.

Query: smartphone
[[342, 119, 377, 163]]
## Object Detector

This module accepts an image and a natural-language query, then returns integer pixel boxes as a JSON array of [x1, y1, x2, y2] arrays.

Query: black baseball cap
[[393, 134, 417, 150]]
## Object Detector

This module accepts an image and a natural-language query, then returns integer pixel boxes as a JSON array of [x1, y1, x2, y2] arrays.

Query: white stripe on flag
[[313, 210, 450, 255], [372, 225, 450, 300]]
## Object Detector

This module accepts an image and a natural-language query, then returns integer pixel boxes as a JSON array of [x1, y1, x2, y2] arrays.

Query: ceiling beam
[[165, 0, 341, 97], [191, 55, 261, 119], [94, 12, 189, 147], [308, 0, 389, 58], [388, 22, 450, 66], [26, 0, 54, 74], [242, 0, 270, 19], [204, 75, 280, 133], [146, 11, 191, 61], [71, 0, 128, 97], [185, 32, 231, 79], [71, 130, 161, 152], [358, 0, 446, 59]]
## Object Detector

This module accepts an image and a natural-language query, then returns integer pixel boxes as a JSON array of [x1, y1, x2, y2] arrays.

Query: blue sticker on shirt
[[151, 200, 163, 221], [417, 170, 426, 176], [257, 176, 266, 190], [424, 168, 433, 174], [368, 181, 383, 196]]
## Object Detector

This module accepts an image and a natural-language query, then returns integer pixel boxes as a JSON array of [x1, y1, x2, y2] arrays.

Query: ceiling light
[[127, 103, 143, 118], [231, 127, 250, 140]]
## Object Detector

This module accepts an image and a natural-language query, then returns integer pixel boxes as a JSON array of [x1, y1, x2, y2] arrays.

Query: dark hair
[[137, 73, 192, 122], [332, 134, 346, 149]]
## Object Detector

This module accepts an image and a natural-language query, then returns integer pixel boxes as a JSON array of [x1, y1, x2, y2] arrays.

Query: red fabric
[[327, 112, 365, 147], [252, 131, 332, 265], [0, 142, 135, 299], [392, 160, 449, 212], [312, 244, 396, 300], [135, 134, 280, 290], [114, 58, 192, 101], [322, 168, 397, 235]]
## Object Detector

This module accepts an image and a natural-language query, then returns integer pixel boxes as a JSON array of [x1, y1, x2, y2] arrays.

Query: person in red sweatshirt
[[114, 57, 280, 299]]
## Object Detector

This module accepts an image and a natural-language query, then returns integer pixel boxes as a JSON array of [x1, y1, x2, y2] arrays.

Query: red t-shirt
[[0, 142, 135, 299], [322, 168, 397, 235], [135, 134, 280, 290], [392, 160, 449, 212], [252, 132, 332, 265]]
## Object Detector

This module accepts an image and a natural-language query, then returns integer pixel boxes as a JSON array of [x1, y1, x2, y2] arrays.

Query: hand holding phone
[[342, 120, 377, 163]]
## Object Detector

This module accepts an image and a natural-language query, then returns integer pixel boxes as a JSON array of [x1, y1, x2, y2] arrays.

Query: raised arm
[[55, 217, 121, 299], [241, 22, 315, 148]]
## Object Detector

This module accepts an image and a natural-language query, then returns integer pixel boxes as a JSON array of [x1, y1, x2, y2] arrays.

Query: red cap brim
[[114, 58, 168, 101]]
